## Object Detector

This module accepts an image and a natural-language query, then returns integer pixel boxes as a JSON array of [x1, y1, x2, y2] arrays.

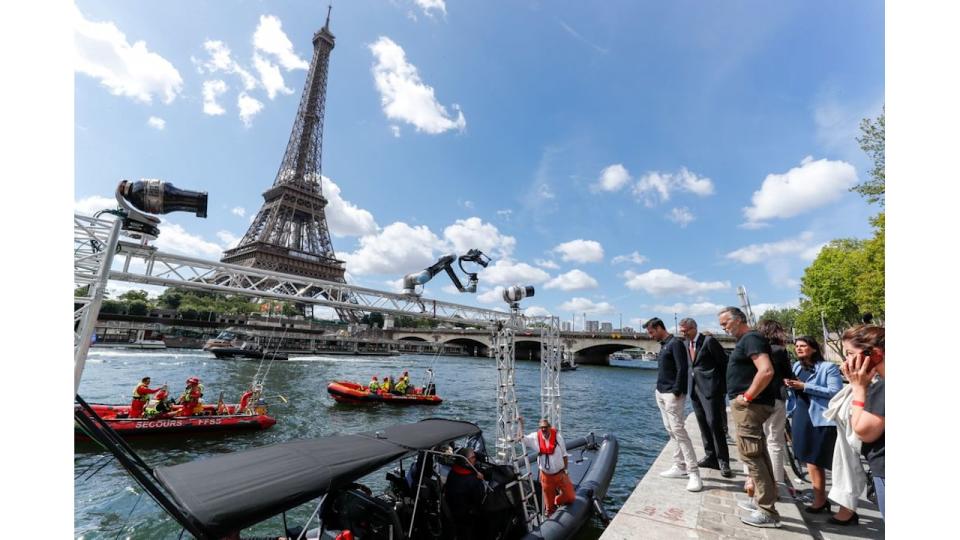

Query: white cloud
[[667, 207, 695, 227], [216, 230, 241, 249], [320, 175, 379, 237], [253, 53, 293, 100], [196, 40, 257, 90], [544, 269, 599, 291], [341, 222, 444, 275], [525, 306, 552, 318], [725, 231, 822, 264], [73, 5, 183, 104], [253, 15, 309, 71], [155, 223, 224, 259], [369, 36, 466, 134], [477, 286, 505, 304], [535, 259, 560, 270], [743, 156, 858, 225], [559, 297, 615, 314], [553, 239, 604, 263], [496, 209, 513, 220], [648, 302, 726, 318], [146, 116, 165, 130], [623, 268, 730, 296], [480, 260, 550, 287], [75, 196, 118, 216], [237, 92, 264, 126], [611, 252, 647, 265], [391, 125, 401, 137], [202, 80, 228, 115], [443, 217, 515, 258], [231, 207, 246, 217], [632, 167, 714, 207], [593, 163, 631, 192], [414, 0, 447, 17], [752, 299, 801, 317]]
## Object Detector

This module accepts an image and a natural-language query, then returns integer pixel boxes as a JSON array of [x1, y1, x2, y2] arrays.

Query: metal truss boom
[[78, 214, 511, 328]]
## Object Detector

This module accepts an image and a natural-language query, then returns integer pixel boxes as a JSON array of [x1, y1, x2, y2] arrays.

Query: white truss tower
[[493, 311, 541, 530], [74, 215, 122, 394], [539, 316, 562, 431]]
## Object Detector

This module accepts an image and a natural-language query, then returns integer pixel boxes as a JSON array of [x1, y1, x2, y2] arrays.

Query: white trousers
[[742, 398, 787, 483], [655, 390, 699, 473]]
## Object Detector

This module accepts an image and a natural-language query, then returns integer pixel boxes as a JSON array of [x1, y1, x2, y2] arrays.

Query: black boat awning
[[153, 418, 481, 538]]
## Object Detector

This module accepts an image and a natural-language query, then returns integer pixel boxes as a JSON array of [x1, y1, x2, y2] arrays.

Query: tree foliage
[[757, 307, 801, 333], [853, 108, 885, 205]]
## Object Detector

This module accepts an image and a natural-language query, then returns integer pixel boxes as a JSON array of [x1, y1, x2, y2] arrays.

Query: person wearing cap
[[178, 377, 204, 416], [130, 377, 162, 418], [519, 416, 575, 517]]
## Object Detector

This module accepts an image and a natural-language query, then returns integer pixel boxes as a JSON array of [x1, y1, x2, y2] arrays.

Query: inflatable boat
[[75, 401, 276, 438], [327, 380, 443, 405]]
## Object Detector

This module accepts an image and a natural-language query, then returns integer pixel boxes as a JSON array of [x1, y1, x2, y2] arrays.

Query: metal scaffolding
[[539, 316, 562, 431]]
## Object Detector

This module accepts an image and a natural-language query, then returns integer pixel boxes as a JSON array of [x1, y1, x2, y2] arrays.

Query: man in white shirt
[[519, 417, 575, 517]]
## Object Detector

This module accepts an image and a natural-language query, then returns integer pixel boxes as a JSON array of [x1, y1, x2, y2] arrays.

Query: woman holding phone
[[841, 325, 885, 518]]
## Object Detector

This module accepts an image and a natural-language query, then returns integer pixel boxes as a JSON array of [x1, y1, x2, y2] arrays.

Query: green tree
[[757, 307, 801, 334], [796, 239, 865, 356], [853, 108, 884, 205], [118, 290, 150, 303], [852, 213, 885, 320], [128, 300, 149, 316]]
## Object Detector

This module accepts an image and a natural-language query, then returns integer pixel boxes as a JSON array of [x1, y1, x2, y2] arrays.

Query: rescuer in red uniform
[[130, 377, 162, 418], [178, 377, 204, 416]]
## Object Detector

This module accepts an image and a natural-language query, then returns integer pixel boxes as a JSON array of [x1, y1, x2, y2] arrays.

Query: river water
[[75, 350, 671, 539]]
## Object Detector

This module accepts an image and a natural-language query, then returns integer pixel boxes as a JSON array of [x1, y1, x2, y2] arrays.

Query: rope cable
[[114, 490, 144, 540]]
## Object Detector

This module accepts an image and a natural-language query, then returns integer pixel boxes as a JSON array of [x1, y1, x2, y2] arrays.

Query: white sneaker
[[686, 472, 703, 492], [659, 465, 688, 478], [737, 499, 759, 512], [741, 509, 781, 528]]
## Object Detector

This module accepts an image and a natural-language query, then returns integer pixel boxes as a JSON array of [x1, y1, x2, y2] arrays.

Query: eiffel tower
[[222, 7, 349, 298]]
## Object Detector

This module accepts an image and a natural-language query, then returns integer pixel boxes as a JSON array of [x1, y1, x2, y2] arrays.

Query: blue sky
[[72, 0, 884, 331]]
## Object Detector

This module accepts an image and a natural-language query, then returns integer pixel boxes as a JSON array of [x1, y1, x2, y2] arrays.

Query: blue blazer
[[787, 361, 843, 427]]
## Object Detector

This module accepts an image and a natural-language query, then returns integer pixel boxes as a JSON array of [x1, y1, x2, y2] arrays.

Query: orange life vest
[[537, 427, 558, 455]]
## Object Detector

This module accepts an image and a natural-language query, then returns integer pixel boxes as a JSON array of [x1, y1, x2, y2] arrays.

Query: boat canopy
[[153, 418, 481, 538]]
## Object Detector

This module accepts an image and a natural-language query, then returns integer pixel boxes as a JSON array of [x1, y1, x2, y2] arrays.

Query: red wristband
[[851, 400, 865, 408], [743, 392, 753, 402]]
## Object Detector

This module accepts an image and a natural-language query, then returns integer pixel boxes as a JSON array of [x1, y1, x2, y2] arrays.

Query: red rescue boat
[[327, 380, 443, 405], [75, 401, 276, 438]]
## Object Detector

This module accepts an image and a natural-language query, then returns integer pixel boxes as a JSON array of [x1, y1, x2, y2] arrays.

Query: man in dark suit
[[679, 317, 732, 478]]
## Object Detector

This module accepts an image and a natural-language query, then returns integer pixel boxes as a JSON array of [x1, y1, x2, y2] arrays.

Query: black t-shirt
[[726, 331, 777, 406], [861, 378, 885, 478], [770, 344, 793, 401]]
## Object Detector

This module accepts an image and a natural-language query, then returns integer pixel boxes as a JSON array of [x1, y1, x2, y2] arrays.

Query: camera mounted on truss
[[502, 285, 534, 310], [110, 179, 208, 239]]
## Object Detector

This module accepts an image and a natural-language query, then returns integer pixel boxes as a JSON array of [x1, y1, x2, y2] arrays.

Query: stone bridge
[[386, 327, 735, 365]]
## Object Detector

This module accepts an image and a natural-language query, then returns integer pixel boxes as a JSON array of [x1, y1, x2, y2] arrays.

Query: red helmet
[[186, 377, 200, 385]]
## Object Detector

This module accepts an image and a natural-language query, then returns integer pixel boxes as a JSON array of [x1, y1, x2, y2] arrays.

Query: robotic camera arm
[[402, 249, 491, 296], [108, 179, 208, 239]]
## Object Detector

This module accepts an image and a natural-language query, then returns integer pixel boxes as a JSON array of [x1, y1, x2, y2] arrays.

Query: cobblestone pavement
[[600, 410, 884, 539]]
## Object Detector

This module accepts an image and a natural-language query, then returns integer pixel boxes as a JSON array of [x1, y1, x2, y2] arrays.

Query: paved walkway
[[600, 412, 884, 539]]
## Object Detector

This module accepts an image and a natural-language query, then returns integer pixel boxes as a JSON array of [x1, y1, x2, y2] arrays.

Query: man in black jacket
[[644, 317, 702, 492], [679, 318, 732, 478]]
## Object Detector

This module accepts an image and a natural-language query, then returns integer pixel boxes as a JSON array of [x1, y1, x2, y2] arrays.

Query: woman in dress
[[784, 336, 848, 519]]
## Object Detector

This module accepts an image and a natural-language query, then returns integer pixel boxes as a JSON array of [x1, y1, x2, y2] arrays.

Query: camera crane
[[401, 249, 491, 296]]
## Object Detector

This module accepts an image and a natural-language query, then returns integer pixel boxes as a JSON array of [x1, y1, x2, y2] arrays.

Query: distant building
[[585, 320, 600, 332], [561, 321, 572, 331], [600, 322, 613, 332], [621, 326, 634, 333]]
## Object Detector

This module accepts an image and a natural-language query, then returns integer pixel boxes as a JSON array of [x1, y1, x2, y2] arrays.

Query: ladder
[[494, 314, 541, 531]]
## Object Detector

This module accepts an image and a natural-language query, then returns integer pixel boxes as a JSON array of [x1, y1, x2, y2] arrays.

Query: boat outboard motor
[[114, 178, 208, 238]]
